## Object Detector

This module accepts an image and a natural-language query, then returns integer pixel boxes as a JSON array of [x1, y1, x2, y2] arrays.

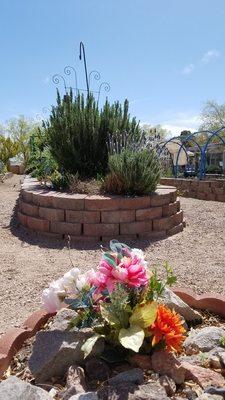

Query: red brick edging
[[1, 289, 225, 378], [18, 176, 185, 241]]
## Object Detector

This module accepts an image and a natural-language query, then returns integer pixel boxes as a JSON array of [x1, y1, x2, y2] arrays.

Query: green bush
[[206, 164, 222, 174], [44, 90, 140, 179], [102, 148, 161, 196]]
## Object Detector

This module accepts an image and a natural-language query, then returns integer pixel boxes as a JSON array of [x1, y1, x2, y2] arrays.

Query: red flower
[[149, 304, 186, 353]]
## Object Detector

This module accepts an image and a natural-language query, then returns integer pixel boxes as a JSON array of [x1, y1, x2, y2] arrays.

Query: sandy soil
[[0, 175, 225, 337]]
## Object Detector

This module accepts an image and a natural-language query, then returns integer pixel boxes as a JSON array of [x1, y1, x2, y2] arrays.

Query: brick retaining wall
[[18, 176, 185, 241], [160, 178, 225, 202]]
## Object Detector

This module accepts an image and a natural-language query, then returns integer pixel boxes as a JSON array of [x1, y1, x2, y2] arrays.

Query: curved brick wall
[[161, 178, 225, 202], [18, 176, 185, 242]]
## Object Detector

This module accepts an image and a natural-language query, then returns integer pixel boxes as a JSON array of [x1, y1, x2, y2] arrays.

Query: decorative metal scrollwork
[[64, 66, 78, 94], [52, 74, 67, 91], [97, 82, 110, 104]]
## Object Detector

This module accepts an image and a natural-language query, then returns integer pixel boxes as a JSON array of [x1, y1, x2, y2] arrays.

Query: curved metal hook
[[79, 42, 89, 95], [88, 70, 101, 89], [52, 74, 67, 91], [42, 107, 51, 114], [64, 66, 78, 94], [97, 81, 110, 103]]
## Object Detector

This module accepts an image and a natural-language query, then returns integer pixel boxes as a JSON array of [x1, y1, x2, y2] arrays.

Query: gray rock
[[162, 288, 202, 323], [0, 376, 52, 400], [159, 375, 176, 396], [108, 368, 144, 385], [98, 381, 169, 399], [218, 351, 225, 367], [69, 393, 98, 400], [85, 358, 110, 381], [50, 308, 78, 331], [59, 365, 86, 400], [184, 327, 225, 354], [197, 394, 224, 399], [29, 329, 105, 383]]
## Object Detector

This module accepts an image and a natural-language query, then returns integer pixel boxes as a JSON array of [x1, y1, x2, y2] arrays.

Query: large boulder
[[29, 329, 104, 383], [184, 327, 225, 354], [0, 376, 52, 400], [162, 288, 202, 323]]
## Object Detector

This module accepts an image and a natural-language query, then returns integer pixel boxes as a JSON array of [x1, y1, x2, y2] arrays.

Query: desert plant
[[102, 148, 161, 195], [44, 90, 140, 179]]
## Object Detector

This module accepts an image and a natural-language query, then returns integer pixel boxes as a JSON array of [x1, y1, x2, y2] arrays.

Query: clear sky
[[1, 0, 225, 134]]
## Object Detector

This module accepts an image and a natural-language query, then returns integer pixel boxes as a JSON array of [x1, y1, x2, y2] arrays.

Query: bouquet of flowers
[[42, 240, 186, 357]]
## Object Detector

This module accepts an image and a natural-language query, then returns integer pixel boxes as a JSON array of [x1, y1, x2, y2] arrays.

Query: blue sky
[[1, 0, 225, 134]]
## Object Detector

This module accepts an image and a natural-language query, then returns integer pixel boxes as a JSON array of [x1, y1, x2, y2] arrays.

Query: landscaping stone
[[129, 354, 152, 370], [204, 387, 225, 397], [85, 358, 110, 381], [181, 361, 225, 389], [218, 351, 225, 367], [162, 287, 202, 323], [98, 381, 169, 400], [28, 329, 104, 383], [0, 376, 52, 400], [184, 327, 225, 354], [159, 375, 177, 396], [197, 395, 224, 400], [50, 308, 78, 331], [108, 368, 144, 385], [69, 393, 98, 400], [59, 365, 86, 400], [151, 350, 186, 384]]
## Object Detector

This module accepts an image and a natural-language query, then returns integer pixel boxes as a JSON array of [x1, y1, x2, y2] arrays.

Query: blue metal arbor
[[158, 128, 225, 179]]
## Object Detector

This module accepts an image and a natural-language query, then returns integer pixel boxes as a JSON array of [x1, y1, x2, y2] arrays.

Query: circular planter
[[160, 177, 225, 202], [18, 176, 185, 242], [0, 288, 225, 378]]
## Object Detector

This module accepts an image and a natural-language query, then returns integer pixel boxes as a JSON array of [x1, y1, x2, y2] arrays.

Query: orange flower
[[149, 304, 186, 353]]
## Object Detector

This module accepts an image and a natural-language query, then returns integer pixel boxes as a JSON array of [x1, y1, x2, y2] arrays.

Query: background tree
[[141, 123, 169, 140], [199, 100, 225, 138], [6, 116, 38, 167], [0, 135, 18, 170]]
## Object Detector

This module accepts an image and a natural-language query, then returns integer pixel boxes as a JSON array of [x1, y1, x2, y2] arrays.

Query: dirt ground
[[0, 175, 225, 337]]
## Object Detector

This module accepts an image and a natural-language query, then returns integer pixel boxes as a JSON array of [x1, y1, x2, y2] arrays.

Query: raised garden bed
[[160, 177, 225, 202], [18, 176, 185, 242]]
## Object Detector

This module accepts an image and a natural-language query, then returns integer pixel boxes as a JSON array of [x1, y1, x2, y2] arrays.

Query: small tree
[[0, 135, 18, 170], [6, 116, 38, 167], [44, 90, 141, 178]]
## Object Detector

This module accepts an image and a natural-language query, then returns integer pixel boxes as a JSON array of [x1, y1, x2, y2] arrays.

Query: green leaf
[[129, 301, 158, 329], [100, 304, 121, 326], [119, 325, 145, 352], [81, 334, 103, 358], [102, 252, 117, 268]]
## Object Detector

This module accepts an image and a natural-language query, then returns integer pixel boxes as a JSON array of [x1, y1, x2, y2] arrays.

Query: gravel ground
[[0, 175, 225, 337]]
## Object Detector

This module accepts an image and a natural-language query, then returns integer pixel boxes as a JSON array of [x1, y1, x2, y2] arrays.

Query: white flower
[[49, 278, 66, 294], [76, 274, 87, 291], [42, 287, 63, 313], [131, 248, 148, 268], [131, 248, 144, 259]]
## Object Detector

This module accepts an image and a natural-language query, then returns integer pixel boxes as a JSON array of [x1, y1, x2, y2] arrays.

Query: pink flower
[[87, 249, 148, 293]]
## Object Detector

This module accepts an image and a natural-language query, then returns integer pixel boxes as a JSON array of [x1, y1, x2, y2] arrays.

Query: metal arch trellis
[[51, 41, 111, 104], [158, 128, 225, 179]]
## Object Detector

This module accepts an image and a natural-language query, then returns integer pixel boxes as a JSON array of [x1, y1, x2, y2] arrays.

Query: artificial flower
[[149, 304, 186, 353]]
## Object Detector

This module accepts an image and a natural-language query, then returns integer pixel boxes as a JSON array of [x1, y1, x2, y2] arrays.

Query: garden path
[[0, 175, 225, 336]]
